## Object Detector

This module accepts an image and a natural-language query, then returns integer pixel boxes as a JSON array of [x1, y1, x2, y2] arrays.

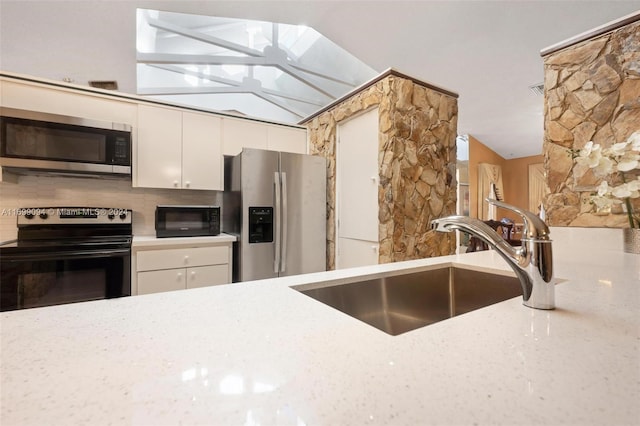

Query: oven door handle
[[2, 248, 131, 262]]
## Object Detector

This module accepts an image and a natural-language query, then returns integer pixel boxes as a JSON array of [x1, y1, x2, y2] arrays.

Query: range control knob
[[107, 214, 115, 220], [24, 213, 34, 219], [39, 212, 49, 219], [119, 212, 128, 220]]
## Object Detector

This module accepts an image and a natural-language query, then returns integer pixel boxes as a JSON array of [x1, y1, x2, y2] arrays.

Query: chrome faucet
[[430, 199, 554, 310]]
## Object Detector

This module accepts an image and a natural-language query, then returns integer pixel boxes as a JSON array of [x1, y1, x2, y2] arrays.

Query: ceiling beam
[[147, 17, 263, 57], [147, 64, 326, 106]]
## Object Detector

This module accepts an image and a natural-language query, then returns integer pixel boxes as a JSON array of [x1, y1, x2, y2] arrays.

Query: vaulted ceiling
[[1, 0, 639, 158]]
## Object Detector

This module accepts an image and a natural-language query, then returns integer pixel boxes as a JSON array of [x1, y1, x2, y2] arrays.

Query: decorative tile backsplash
[[0, 175, 221, 241]]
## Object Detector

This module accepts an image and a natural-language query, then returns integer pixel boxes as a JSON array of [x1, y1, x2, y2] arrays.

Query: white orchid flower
[[626, 131, 640, 151], [628, 177, 640, 191], [617, 150, 640, 172], [594, 156, 614, 176], [608, 142, 629, 157], [577, 134, 640, 227], [576, 141, 605, 169], [612, 183, 632, 198], [617, 159, 639, 172], [591, 195, 617, 209], [580, 141, 595, 155], [627, 178, 640, 198], [596, 181, 609, 196]]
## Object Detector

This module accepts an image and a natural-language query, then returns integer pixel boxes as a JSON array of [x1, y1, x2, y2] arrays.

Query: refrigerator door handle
[[280, 171, 288, 273], [273, 171, 281, 274]]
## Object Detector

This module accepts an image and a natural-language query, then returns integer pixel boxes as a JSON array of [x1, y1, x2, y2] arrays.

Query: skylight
[[136, 9, 377, 123]]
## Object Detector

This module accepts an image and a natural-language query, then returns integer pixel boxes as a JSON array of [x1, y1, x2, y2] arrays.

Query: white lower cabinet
[[134, 244, 231, 295], [185, 265, 229, 289], [138, 269, 186, 295]]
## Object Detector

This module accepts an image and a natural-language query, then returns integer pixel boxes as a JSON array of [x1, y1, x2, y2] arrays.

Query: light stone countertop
[[1, 228, 638, 425]]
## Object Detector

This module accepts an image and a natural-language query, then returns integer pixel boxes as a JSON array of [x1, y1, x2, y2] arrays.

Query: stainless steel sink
[[294, 266, 521, 335]]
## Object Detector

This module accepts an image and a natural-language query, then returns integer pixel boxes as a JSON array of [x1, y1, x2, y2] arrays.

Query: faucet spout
[[430, 201, 554, 310]]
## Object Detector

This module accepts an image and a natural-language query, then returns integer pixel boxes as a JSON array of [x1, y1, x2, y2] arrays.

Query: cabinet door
[[1, 80, 136, 124], [137, 269, 186, 295], [136, 104, 182, 189], [222, 117, 268, 156], [182, 112, 223, 190], [266, 125, 307, 154], [337, 238, 379, 269], [186, 265, 230, 289], [337, 108, 379, 242]]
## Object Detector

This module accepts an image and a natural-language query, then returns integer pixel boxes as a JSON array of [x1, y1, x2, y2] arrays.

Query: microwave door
[[238, 149, 279, 282]]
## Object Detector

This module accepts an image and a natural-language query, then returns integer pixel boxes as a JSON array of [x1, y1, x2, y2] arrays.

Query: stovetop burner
[[16, 207, 131, 227], [1, 207, 133, 252]]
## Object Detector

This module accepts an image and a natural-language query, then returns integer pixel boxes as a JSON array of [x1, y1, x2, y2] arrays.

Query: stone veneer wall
[[304, 72, 458, 269], [543, 19, 640, 227]]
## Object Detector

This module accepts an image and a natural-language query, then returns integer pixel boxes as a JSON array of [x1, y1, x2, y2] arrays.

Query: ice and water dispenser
[[248, 207, 273, 243]]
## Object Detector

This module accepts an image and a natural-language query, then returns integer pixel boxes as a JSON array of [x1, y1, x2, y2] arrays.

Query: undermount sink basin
[[294, 266, 522, 335]]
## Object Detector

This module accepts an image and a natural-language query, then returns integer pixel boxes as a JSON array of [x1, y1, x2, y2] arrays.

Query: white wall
[[0, 1, 138, 91]]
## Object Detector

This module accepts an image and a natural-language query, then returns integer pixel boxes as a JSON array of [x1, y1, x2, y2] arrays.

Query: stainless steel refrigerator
[[223, 148, 327, 282]]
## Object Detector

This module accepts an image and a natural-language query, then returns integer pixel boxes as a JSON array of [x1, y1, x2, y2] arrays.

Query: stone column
[[303, 70, 458, 269], [542, 18, 640, 227]]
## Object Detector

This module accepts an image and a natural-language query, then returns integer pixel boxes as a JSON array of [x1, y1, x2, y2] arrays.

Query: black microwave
[[155, 205, 221, 238], [0, 107, 131, 176]]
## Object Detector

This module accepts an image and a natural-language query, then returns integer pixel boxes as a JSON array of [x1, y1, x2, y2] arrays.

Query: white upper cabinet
[[136, 104, 223, 191], [0, 79, 136, 124], [221, 117, 268, 156], [222, 116, 307, 156], [136, 104, 183, 189], [266, 125, 307, 154], [182, 111, 222, 190], [1, 76, 304, 190]]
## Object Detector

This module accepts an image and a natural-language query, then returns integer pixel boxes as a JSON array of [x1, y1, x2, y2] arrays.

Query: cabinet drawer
[[137, 269, 186, 295], [186, 265, 230, 289], [137, 246, 229, 271]]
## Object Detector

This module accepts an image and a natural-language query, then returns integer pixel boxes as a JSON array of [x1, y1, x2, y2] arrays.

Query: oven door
[[0, 247, 131, 312]]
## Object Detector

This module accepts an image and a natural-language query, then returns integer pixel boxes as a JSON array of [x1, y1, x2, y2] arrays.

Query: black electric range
[[0, 207, 132, 312]]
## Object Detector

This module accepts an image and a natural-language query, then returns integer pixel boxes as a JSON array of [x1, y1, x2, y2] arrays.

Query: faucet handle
[[486, 198, 550, 240]]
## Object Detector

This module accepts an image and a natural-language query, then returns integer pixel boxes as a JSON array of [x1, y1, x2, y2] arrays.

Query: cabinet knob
[[177, 272, 183, 279], [191, 271, 196, 278], [184, 255, 189, 264], [173, 180, 179, 187], [185, 181, 190, 187]]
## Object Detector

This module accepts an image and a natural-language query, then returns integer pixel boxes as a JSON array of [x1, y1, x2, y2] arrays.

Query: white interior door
[[336, 107, 379, 269]]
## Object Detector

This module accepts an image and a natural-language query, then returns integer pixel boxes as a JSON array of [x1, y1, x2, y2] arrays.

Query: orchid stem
[[624, 197, 635, 228]]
